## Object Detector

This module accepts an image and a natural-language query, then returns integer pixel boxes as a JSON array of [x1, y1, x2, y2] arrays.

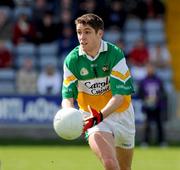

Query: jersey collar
[[79, 40, 108, 61]]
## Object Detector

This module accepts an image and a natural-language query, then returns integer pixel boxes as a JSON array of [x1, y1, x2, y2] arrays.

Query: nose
[[80, 33, 86, 41]]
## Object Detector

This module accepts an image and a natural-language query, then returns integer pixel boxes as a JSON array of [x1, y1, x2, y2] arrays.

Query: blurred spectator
[[37, 64, 62, 95], [12, 12, 36, 45], [16, 57, 38, 94], [0, 41, 13, 68], [36, 10, 59, 44], [128, 38, 149, 66], [0, 7, 13, 41], [138, 62, 167, 146], [105, 0, 127, 29]]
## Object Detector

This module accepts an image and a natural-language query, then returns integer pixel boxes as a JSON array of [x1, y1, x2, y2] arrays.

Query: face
[[147, 63, 155, 76], [76, 23, 103, 55]]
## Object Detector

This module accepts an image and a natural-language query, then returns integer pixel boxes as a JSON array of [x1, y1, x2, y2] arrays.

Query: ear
[[98, 30, 104, 38]]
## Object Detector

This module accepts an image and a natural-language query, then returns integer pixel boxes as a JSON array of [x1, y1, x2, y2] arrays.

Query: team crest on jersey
[[80, 67, 89, 76], [102, 65, 109, 72]]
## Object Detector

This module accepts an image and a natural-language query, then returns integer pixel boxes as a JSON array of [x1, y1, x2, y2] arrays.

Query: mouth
[[80, 42, 88, 46]]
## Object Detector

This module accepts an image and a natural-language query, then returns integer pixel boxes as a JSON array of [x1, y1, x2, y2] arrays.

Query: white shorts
[[81, 103, 136, 149]]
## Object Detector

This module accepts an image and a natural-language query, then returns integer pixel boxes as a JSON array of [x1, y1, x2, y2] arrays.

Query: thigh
[[88, 131, 117, 160], [116, 147, 134, 170]]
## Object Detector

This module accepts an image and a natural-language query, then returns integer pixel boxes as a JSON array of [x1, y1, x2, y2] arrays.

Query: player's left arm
[[101, 94, 124, 118], [83, 95, 124, 132]]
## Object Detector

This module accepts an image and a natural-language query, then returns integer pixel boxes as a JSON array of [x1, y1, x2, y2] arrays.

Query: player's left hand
[[83, 105, 103, 133]]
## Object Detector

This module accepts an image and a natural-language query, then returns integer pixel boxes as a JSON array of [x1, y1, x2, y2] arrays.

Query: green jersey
[[62, 40, 134, 112]]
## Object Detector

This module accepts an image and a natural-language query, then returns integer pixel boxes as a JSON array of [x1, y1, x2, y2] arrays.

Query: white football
[[53, 108, 83, 140]]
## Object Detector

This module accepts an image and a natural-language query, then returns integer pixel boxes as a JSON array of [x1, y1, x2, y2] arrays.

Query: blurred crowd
[[0, 0, 173, 98], [0, 0, 174, 146]]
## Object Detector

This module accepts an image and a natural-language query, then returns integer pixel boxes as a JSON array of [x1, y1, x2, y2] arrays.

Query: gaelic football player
[[62, 13, 135, 170]]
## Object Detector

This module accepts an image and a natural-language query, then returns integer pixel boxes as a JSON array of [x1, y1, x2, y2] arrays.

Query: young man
[[61, 13, 135, 170]]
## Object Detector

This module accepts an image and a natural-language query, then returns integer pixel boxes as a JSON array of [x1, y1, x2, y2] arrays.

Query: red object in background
[[12, 13, 36, 45], [128, 39, 149, 66], [12, 22, 36, 45], [0, 48, 12, 68], [129, 47, 149, 66]]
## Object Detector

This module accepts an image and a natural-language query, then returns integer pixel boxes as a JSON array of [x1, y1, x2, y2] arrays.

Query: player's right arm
[[61, 55, 78, 109], [61, 98, 75, 108]]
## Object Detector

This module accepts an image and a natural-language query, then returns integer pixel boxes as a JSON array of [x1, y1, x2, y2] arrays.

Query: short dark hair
[[75, 13, 104, 32]]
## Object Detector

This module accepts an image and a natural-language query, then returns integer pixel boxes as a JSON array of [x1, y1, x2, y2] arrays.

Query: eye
[[85, 31, 91, 34], [77, 31, 82, 35]]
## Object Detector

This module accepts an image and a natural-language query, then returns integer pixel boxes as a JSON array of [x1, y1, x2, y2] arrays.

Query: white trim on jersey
[[78, 40, 108, 61], [63, 64, 77, 87], [111, 58, 131, 83]]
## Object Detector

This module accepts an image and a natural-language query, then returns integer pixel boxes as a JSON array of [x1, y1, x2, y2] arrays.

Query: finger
[[88, 105, 93, 114], [83, 119, 94, 132], [88, 105, 97, 116], [84, 116, 94, 121]]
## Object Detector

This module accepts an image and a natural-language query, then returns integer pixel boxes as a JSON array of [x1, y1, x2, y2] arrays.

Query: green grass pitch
[[0, 145, 180, 170]]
